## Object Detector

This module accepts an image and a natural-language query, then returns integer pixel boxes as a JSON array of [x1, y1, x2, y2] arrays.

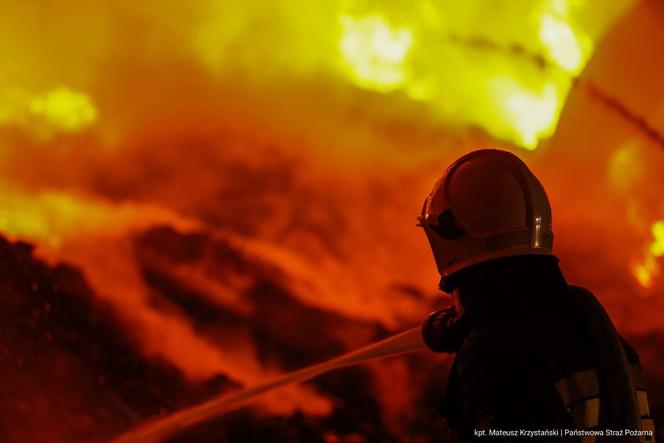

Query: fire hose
[[111, 326, 427, 443], [110, 288, 647, 443]]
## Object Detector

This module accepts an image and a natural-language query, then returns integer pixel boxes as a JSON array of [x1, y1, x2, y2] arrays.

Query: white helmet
[[419, 149, 555, 290]]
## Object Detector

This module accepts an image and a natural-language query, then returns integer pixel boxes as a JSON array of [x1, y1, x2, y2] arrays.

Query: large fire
[[0, 0, 662, 442], [633, 221, 664, 288]]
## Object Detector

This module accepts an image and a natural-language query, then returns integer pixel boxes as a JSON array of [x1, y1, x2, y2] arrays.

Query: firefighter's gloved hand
[[422, 308, 474, 353]]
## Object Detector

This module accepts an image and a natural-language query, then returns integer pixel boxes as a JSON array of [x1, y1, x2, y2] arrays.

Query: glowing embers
[[0, 86, 96, 140], [633, 221, 664, 288], [650, 222, 664, 257], [339, 14, 413, 91], [29, 87, 97, 134]]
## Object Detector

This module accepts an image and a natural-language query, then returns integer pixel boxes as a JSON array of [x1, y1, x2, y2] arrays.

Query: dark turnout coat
[[422, 257, 654, 443]]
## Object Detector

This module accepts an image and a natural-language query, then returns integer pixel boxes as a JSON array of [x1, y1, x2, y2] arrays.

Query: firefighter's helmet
[[419, 149, 554, 290]]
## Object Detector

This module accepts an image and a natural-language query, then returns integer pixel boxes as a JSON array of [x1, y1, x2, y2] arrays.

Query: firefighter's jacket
[[423, 267, 654, 442]]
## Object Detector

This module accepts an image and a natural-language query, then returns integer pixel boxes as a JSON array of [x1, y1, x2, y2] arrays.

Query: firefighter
[[419, 149, 654, 442]]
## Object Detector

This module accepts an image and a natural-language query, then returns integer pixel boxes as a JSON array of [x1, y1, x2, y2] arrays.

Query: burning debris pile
[[0, 231, 448, 443], [0, 235, 229, 442], [0, 0, 663, 442]]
